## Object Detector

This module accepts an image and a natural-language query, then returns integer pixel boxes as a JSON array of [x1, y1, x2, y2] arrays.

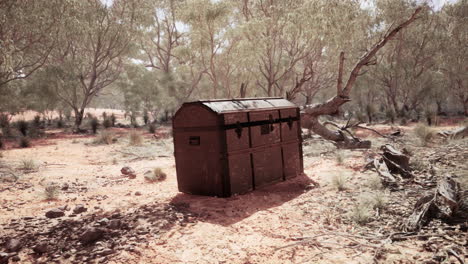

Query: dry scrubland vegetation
[[0, 0, 467, 263]]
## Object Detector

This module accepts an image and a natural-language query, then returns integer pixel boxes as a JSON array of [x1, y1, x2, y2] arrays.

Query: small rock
[[6, 239, 22, 252], [108, 219, 121, 229], [33, 242, 48, 254], [121, 166, 136, 179], [45, 208, 65, 219], [135, 191, 142, 196], [73, 204, 87, 214], [80, 228, 105, 244], [97, 218, 109, 226], [61, 183, 69, 191]]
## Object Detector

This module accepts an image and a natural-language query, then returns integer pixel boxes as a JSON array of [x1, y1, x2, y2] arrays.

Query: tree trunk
[[304, 8, 422, 147], [74, 108, 85, 129]]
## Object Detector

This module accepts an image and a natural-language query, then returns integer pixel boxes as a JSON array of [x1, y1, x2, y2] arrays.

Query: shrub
[[0, 114, 9, 128], [93, 131, 115, 145], [18, 137, 31, 148], [349, 203, 372, 225], [110, 113, 116, 127], [148, 123, 156, 134], [33, 115, 41, 127], [145, 167, 167, 182], [57, 119, 64, 128], [20, 159, 37, 171], [44, 184, 60, 200], [413, 124, 434, 146], [16, 120, 29, 136], [102, 111, 107, 120], [129, 130, 143, 146], [86, 113, 94, 119], [331, 173, 347, 191], [103, 118, 112, 128], [90, 117, 99, 134]]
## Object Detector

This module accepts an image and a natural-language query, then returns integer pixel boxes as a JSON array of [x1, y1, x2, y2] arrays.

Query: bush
[[103, 118, 112, 128], [0, 114, 9, 128], [18, 136, 31, 148], [57, 119, 64, 128], [129, 130, 143, 146], [148, 123, 156, 134], [16, 120, 29, 136], [44, 184, 59, 200], [33, 115, 41, 127], [360, 192, 388, 210], [413, 124, 434, 146], [331, 173, 347, 191], [102, 111, 107, 120], [90, 117, 99, 134], [20, 159, 37, 171], [110, 113, 116, 127], [349, 203, 372, 225], [93, 131, 115, 145], [145, 167, 167, 182]]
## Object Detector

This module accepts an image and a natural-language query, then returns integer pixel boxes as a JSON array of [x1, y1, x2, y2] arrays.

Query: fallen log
[[437, 126, 468, 139], [381, 144, 413, 178], [405, 177, 461, 231]]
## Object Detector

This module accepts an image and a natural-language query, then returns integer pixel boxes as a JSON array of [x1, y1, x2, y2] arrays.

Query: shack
[[172, 97, 303, 197]]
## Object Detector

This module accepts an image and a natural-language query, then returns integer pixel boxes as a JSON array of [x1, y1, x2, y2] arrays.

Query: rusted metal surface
[[172, 98, 303, 197]]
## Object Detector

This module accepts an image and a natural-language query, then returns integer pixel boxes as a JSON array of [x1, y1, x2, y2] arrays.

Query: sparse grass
[[360, 191, 388, 210], [349, 203, 372, 225], [335, 151, 345, 165], [331, 172, 347, 191], [145, 167, 167, 183], [71, 139, 80, 144], [18, 136, 31, 148], [410, 158, 426, 172], [413, 124, 434, 146], [93, 131, 115, 145], [367, 174, 383, 190], [129, 130, 143, 146], [112, 158, 118, 165], [20, 159, 37, 171], [43, 184, 60, 200]]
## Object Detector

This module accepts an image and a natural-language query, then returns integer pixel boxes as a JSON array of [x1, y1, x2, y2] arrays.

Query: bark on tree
[[303, 8, 422, 147]]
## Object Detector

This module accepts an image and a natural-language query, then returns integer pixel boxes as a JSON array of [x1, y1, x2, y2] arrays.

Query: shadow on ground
[[170, 173, 315, 226]]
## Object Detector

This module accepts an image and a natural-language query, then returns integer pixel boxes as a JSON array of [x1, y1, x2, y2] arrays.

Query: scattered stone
[[121, 166, 136, 179], [80, 228, 105, 244], [61, 183, 69, 191], [97, 218, 109, 226], [33, 242, 48, 254], [45, 208, 65, 219], [73, 204, 87, 214], [135, 191, 142, 196], [108, 219, 121, 229], [6, 239, 22, 252]]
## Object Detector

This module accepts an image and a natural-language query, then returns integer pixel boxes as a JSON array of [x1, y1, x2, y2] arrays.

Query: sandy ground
[[0, 120, 466, 263]]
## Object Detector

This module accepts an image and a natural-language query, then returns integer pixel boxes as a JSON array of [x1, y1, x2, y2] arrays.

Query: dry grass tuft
[[349, 203, 372, 225], [413, 124, 435, 146], [145, 167, 167, 183], [44, 184, 60, 200], [331, 172, 347, 191], [93, 131, 115, 145], [20, 159, 37, 172], [129, 130, 143, 146]]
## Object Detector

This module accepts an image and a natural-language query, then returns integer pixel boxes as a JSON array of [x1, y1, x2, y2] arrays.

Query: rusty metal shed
[[172, 97, 303, 197]]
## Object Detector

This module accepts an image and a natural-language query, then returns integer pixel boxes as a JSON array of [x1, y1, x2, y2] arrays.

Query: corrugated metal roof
[[198, 97, 297, 113]]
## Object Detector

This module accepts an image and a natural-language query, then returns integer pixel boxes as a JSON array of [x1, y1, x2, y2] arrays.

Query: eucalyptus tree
[[47, 0, 144, 129], [0, 0, 63, 89], [437, 0, 468, 115]]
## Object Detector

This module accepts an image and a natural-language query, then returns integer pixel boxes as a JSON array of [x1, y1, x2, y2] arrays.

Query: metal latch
[[235, 122, 242, 139]]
